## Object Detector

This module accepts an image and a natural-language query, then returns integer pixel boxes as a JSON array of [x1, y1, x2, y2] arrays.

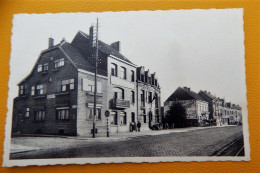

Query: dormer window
[[37, 64, 43, 72], [54, 58, 64, 68], [111, 63, 118, 77], [155, 79, 158, 87], [141, 74, 144, 82]]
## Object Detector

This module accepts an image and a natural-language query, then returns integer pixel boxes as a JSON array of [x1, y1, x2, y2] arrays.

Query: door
[[149, 111, 153, 128]]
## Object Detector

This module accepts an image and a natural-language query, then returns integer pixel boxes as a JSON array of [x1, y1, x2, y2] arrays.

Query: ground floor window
[[25, 108, 30, 118], [111, 111, 118, 125], [88, 108, 101, 120], [34, 110, 46, 121], [120, 112, 127, 125], [56, 108, 69, 120]]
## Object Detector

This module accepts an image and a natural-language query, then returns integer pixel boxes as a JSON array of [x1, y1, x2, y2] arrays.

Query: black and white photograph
[[3, 9, 249, 167]]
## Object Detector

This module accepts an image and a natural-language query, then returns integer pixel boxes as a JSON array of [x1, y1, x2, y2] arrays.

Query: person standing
[[137, 121, 141, 132]]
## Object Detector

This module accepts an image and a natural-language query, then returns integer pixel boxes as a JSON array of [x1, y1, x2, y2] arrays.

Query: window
[[120, 66, 126, 80], [31, 86, 35, 96], [120, 112, 127, 125], [56, 108, 69, 120], [155, 79, 158, 86], [141, 90, 145, 106], [88, 108, 101, 120], [82, 79, 102, 93], [148, 92, 153, 103], [61, 79, 74, 92], [131, 70, 135, 82], [111, 63, 118, 77], [25, 108, 30, 118], [43, 63, 48, 71], [37, 64, 42, 72], [36, 84, 46, 95], [114, 87, 124, 99], [131, 91, 135, 103], [19, 84, 28, 95], [34, 110, 46, 121], [148, 77, 151, 84], [111, 111, 118, 125], [141, 74, 144, 82], [54, 58, 64, 68]]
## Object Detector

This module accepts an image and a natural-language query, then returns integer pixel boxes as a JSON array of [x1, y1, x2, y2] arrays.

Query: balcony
[[110, 98, 130, 109]]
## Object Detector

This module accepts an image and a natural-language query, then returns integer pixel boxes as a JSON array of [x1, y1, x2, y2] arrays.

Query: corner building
[[12, 26, 162, 137]]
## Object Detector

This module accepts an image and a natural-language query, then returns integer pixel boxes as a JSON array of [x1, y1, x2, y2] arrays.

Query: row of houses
[[164, 87, 243, 127], [12, 26, 161, 137]]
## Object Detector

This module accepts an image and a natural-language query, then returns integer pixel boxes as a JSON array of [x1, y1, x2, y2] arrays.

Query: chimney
[[111, 41, 120, 52], [48, 38, 54, 48], [89, 26, 94, 46]]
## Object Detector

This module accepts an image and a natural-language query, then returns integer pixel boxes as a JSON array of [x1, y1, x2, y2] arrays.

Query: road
[[10, 126, 244, 159]]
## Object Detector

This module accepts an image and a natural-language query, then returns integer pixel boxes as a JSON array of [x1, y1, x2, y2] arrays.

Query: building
[[12, 26, 162, 137], [198, 90, 242, 126], [164, 87, 209, 127], [198, 90, 223, 125], [136, 67, 161, 131]]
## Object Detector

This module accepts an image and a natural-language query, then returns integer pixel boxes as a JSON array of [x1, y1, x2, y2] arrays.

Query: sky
[[8, 9, 247, 116]]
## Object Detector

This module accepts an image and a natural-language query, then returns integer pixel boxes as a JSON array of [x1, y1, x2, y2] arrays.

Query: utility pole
[[93, 18, 99, 138]]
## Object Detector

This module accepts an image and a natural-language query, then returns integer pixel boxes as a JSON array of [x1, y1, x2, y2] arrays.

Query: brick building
[[164, 87, 209, 127], [12, 26, 162, 137]]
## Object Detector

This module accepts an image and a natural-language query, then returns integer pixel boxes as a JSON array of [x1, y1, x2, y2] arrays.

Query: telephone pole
[[93, 18, 99, 138]]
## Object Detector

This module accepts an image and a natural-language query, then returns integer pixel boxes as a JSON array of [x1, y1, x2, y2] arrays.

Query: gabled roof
[[77, 31, 133, 64], [199, 90, 217, 100], [59, 41, 106, 76], [18, 40, 106, 85], [166, 87, 206, 102]]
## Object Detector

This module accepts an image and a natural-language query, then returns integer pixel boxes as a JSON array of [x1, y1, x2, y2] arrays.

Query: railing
[[110, 98, 130, 109]]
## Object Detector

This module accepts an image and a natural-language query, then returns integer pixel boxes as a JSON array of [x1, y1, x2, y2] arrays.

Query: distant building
[[164, 87, 209, 127], [12, 26, 162, 136], [198, 90, 242, 126]]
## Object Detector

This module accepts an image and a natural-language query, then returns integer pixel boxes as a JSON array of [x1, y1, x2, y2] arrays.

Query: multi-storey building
[[12, 26, 162, 137], [136, 67, 161, 131], [198, 90, 224, 125], [198, 90, 242, 126], [164, 87, 209, 127]]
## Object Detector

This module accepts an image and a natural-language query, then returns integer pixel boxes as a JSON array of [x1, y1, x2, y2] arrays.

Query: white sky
[[9, 9, 247, 116]]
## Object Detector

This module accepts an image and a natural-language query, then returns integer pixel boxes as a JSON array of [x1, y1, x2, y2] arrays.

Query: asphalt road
[[10, 126, 244, 159]]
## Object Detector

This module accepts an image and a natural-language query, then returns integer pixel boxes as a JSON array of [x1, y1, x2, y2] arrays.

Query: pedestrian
[[137, 121, 141, 132]]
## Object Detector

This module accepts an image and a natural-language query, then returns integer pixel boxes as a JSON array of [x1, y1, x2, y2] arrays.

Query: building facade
[[12, 26, 162, 137], [198, 90, 242, 126], [164, 87, 209, 127]]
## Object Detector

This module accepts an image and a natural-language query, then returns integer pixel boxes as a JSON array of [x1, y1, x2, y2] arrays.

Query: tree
[[165, 102, 187, 128]]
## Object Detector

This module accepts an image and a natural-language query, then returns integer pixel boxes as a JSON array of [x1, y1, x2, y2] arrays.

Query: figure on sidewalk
[[137, 121, 141, 132]]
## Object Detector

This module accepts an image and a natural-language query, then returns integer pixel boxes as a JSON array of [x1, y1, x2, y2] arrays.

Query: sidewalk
[[70, 124, 234, 141]]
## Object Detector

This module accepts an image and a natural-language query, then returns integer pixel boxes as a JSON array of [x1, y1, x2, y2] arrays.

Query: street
[[10, 126, 244, 159]]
